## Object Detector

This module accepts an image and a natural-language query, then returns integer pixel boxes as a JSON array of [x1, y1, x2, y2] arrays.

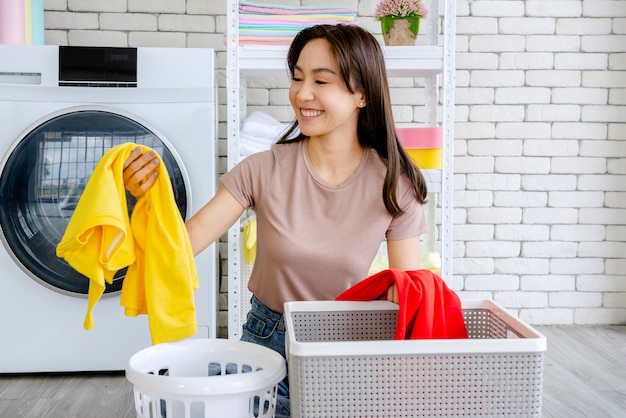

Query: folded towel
[[242, 111, 290, 138], [241, 141, 272, 158], [239, 35, 295, 43], [241, 11, 356, 19], [239, 133, 275, 157], [239, 16, 355, 25], [238, 111, 294, 159], [242, 10, 356, 19], [238, 23, 343, 31], [239, 28, 302, 36], [236, 39, 292, 46], [234, 20, 359, 45], [234, 1, 357, 47], [240, 1, 357, 14]]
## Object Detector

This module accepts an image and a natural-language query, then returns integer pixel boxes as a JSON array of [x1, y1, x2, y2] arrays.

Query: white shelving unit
[[226, 0, 455, 339]]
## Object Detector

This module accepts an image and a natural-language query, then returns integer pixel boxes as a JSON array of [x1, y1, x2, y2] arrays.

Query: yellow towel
[[56, 143, 198, 345], [243, 219, 257, 265], [421, 251, 442, 275]]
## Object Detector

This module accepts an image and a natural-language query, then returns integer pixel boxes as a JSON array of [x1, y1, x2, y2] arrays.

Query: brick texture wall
[[43, 0, 626, 332]]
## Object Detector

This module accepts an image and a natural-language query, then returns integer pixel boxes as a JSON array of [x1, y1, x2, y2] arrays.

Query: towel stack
[[237, 1, 358, 46], [239, 111, 296, 160]]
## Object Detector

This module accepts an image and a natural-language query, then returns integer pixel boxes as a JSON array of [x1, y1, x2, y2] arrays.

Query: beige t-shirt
[[221, 139, 427, 312]]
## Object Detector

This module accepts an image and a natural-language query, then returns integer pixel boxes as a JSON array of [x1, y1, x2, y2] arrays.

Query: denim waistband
[[250, 295, 285, 332]]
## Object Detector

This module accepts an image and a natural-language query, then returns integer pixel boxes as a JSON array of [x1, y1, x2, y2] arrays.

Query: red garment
[[336, 269, 468, 340]]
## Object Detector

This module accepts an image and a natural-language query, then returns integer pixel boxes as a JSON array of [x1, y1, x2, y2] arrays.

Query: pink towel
[[240, 5, 356, 16], [239, 40, 292, 46]]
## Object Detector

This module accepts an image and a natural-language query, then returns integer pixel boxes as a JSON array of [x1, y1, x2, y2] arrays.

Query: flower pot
[[381, 16, 420, 46]]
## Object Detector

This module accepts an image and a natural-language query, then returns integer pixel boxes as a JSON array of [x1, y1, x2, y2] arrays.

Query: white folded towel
[[239, 112, 298, 160]]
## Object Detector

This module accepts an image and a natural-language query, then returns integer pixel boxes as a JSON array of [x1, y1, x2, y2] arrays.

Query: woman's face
[[289, 38, 365, 142]]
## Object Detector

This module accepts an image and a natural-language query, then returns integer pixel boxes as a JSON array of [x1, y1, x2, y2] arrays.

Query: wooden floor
[[1, 326, 624, 417]]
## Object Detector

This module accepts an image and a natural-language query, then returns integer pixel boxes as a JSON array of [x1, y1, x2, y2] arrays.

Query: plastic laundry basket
[[126, 339, 286, 418], [285, 299, 546, 418]]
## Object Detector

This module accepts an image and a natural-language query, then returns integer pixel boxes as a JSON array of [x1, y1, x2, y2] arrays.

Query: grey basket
[[284, 299, 546, 418]]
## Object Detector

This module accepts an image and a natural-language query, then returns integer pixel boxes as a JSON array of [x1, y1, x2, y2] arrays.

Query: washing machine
[[0, 45, 217, 372]]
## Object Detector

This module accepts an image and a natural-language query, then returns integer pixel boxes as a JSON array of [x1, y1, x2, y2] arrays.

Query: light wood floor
[[1, 326, 624, 417]]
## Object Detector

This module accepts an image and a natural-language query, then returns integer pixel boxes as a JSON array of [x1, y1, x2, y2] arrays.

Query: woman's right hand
[[123, 147, 160, 198]]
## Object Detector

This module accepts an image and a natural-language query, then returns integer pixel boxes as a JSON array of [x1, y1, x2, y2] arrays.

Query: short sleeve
[[220, 150, 275, 210], [385, 174, 428, 240]]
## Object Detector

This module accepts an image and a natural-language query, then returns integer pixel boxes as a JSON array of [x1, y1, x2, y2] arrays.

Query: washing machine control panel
[[59, 46, 137, 88]]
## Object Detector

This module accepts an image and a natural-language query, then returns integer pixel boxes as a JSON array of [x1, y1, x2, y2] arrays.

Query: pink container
[[0, 0, 26, 45], [396, 127, 442, 149], [397, 127, 442, 169]]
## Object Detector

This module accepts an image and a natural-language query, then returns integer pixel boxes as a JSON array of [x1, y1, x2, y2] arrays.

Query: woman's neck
[[307, 136, 365, 186]]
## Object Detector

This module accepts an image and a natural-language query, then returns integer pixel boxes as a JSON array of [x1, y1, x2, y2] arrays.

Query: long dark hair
[[277, 24, 428, 216]]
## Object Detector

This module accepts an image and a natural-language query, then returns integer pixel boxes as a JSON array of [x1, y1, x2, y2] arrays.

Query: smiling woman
[[121, 24, 429, 417]]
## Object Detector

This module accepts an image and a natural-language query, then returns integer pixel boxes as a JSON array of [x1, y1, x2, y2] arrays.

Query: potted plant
[[375, 0, 429, 46]]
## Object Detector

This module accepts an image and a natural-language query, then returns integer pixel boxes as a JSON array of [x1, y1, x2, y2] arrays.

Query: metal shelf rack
[[226, 0, 456, 339]]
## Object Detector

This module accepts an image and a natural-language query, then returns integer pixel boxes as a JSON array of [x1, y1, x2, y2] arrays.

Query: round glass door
[[0, 109, 187, 295]]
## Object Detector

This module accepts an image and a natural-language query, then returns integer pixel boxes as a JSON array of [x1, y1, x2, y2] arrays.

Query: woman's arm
[[123, 148, 245, 256], [385, 236, 421, 303], [387, 236, 421, 270], [186, 185, 245, 256]]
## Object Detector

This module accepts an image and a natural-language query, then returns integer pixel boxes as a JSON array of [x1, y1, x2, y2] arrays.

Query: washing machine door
[[0, 108, 188, 295]]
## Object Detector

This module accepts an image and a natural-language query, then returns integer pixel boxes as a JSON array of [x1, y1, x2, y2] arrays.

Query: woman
[[124, 24, 428, 417]]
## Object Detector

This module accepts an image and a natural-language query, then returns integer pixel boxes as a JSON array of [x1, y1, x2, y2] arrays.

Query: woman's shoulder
[[240, 146, 278, 165], [234, 140, 301, 171], [270, 140, 301, 155], [364, 148, 417, 190], [364, 147, 388, 175], [266, 140, 303, 165]]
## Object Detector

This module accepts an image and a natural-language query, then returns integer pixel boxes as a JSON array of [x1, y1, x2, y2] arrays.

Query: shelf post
[[226, 0, 242, 339], [440, 0, 456, 286]]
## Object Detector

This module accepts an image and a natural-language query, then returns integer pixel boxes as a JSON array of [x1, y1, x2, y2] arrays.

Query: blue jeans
[[241, 295, 290, 418]]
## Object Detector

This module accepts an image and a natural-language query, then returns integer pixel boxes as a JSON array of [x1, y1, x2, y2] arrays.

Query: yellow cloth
[[243, 219, 257, 265], [56, 142, 199, 345], [367, 250, 441, 276], [421, 251, 442, 276]]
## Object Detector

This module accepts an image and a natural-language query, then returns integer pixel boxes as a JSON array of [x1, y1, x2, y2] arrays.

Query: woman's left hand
[[387, 284, 399, 304]]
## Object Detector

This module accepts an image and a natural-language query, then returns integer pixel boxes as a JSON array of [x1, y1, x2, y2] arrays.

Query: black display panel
[[59, 46, 137, 87]]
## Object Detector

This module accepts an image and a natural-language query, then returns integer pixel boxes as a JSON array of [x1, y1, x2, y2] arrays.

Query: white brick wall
[[42, 0, 626, 331]]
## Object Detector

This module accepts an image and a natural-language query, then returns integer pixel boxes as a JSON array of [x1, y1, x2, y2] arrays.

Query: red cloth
[[336, 269, 468, 340]]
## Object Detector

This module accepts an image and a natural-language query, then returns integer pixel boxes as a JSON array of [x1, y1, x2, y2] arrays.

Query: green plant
[[375, 0, 429, 36], [374, 0, 428, 20]]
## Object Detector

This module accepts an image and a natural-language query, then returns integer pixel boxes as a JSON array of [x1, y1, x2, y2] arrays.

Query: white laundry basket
[[126, 339, 286, 418]]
